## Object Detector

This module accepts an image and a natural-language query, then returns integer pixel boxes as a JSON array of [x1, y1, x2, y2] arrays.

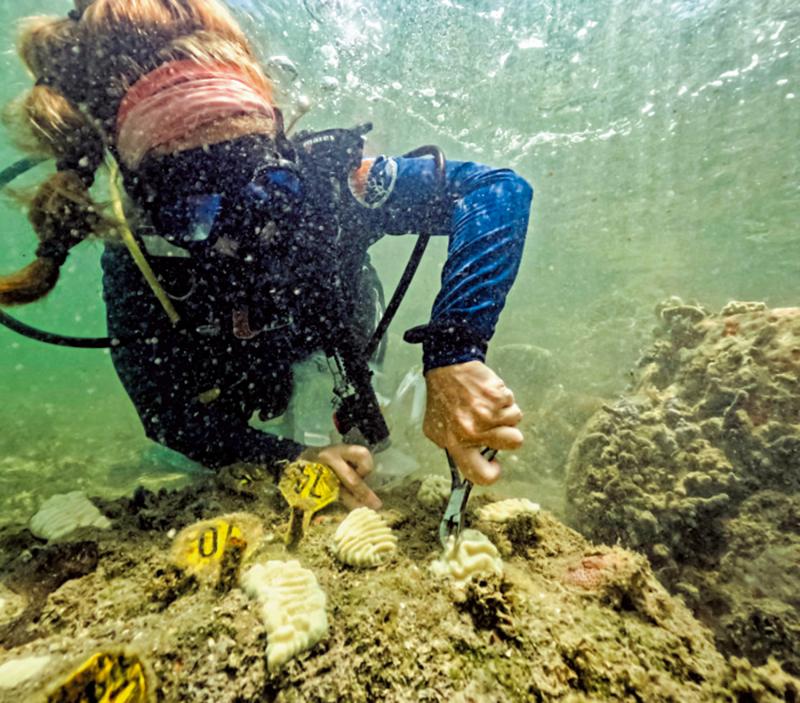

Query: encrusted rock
[[566, 301, 800, 674], [0, 584, 26, 627], [720, 300, 767, 316]]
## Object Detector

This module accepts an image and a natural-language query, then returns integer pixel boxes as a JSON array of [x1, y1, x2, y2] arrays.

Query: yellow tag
[[180, 519, 242, 567], [170, 513, 262, 582], [279, 462, 340, 546], [47, 651, 149, 703], [279, 461, 340, 514]]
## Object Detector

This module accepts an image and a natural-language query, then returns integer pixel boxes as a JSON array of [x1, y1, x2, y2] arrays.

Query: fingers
[[473, 425, 524, 451], [335, 464, 382, 510], [423, 362, 525, 486], [489, 383, 516, 408], [501, 387, 516, 407], [454, 399, 523, 446], [450, 445, 501, 486], [340, 444, 375, 478], [498, 403, 523, 425], [339, 487, 363, 511], [472, 403, 523, 432], [324, 447, 381, 510], [297, 444, 381, 510]]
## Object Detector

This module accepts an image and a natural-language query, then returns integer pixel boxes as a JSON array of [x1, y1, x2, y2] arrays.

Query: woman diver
[[0, 0, 532, 511]]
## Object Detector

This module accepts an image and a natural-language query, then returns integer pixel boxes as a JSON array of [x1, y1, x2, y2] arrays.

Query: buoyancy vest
[[132, 123, 391, 447]]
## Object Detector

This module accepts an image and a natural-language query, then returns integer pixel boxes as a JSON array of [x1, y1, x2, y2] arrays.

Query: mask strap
[[272, 107, 297, 162]]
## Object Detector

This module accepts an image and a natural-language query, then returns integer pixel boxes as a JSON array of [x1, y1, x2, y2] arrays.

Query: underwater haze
[[0, 0, 798, 525]]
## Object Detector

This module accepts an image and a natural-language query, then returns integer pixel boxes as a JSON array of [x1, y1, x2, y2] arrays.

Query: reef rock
[[566, 301, 800, 675], [241, 560, 328, 671], [332, 507, 398, 567], [1, 479, 799, 702], [29, 492, 111, 541], [0, 584, 26, 627]]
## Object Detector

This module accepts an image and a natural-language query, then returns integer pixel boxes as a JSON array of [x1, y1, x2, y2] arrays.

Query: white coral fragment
[[333, 507, 398, 567], [416, 475, 451, 507], [29, 491, 111, 541], [478, 498, 540, 523], [720, 300, 767, 316], [431, 529, 503, 587], [0, 655, 51, 690], [241, 560, 328, 671]]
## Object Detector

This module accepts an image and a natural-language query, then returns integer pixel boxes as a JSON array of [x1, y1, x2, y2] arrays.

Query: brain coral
[[416, 475, 451, 507], [478, 498, 540, 523], [29, 491, 111, 541], [333, 507, 398, 567], [431, 529, 503, 587], [240, 560, 328, 670]]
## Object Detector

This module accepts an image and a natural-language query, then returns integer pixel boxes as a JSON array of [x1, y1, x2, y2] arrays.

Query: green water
[[0, 0, 797, 524]]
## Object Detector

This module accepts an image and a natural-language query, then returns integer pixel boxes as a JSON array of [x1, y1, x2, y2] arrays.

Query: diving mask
[[157, 159, 305, 254]]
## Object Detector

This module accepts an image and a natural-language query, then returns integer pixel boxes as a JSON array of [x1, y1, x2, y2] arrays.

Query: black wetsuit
[[102, 132, 533, 471]]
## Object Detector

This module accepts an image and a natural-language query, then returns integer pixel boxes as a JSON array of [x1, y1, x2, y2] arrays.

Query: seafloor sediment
[[0, 465, 798, 702], [566, 300, 800, 677]]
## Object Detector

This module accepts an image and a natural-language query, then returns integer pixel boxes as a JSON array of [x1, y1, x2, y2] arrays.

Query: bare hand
[[423, 361, 523, 486], [299, 444, 382, 510]]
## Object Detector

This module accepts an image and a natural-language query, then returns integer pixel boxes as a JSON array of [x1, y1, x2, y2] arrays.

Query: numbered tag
[[179, 519, 242, 566], [47, 651, 149, 703], [279, 461, 340, 513], [170, 513, 262, 582], [279, 462, 340, 545]]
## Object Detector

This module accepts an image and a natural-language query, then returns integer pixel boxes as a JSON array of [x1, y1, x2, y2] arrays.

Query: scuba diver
[[0, 0, 532, 512]]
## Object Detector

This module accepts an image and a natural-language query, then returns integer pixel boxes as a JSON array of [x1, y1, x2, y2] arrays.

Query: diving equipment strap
[[364, 144, 446, 360], [0, 307, 112, 348], [107, 158, 180, 326], [0, 157, 46, 189]]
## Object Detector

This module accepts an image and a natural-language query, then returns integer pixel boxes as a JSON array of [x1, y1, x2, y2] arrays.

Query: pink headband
[[116, 60, 275, 169]]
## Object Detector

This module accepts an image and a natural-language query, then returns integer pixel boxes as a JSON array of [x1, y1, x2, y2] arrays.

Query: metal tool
[[438, 448, 498, 547]]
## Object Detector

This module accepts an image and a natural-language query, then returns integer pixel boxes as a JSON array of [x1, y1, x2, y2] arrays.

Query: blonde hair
[[0, 0, 271, 306]]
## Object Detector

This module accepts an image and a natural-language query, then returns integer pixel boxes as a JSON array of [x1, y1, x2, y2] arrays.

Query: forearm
[[372, 157, 533, 371], [145, 407, 304, 474], [424, 165, 531, 369]]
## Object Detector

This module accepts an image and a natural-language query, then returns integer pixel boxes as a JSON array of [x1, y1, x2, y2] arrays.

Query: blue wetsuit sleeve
[[101, 247, 303, 474], [357, 156, 533, 371]]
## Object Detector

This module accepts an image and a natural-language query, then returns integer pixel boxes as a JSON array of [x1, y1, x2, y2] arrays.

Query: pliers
[[438, 448, 498, 547]]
